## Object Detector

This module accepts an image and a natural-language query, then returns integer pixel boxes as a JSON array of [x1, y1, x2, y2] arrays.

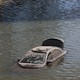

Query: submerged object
[[17, 38, 67, 68]]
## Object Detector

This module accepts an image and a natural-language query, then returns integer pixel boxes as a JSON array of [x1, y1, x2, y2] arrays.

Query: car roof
[[26, 46, 62, 55], [19, 46, 62, 63]]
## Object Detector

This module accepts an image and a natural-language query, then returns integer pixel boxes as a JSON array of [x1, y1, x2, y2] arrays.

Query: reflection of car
[[17, 38, 67, 68]]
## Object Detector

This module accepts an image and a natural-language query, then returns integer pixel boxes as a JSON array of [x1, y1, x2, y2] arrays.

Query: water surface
[[0, 19, 80, 80]]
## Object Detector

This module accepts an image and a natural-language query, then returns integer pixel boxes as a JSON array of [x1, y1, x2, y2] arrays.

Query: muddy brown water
[[0, 19, 80, 80]]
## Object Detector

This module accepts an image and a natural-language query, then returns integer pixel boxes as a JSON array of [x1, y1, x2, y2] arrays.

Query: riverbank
[[0, 0, 80, 21]]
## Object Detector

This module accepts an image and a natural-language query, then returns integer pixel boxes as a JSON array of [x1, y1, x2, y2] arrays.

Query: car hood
[[18, 62, 46, 68]]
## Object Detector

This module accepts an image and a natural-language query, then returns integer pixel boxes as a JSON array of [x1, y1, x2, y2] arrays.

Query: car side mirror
[[47, 60, 53, 66], [17, 58, 20, 62]]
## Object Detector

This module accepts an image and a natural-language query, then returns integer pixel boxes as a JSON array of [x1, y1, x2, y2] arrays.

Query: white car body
[[18, 46, 67, 68]]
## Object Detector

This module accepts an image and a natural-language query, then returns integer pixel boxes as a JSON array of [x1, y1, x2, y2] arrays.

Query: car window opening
[[21, 54, 46, 64]]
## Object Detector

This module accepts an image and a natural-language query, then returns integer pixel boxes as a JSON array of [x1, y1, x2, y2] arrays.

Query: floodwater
[[0, 19, 80, 80]]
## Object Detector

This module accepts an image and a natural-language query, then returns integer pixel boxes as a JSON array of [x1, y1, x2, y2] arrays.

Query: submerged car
[[17, 38, 67, 68]]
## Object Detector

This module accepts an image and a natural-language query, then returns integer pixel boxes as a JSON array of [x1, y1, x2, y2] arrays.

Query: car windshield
[[21, 53, 46, 64]]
